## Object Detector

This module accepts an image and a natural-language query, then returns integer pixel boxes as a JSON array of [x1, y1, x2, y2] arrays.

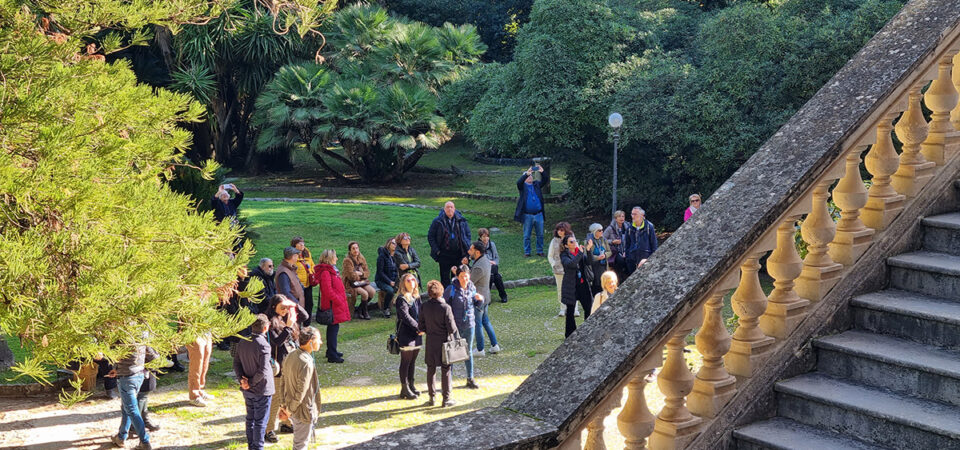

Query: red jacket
[[317, 264, 350, 324]]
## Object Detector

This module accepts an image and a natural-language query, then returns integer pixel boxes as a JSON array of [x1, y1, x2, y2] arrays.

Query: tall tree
[[0, 0, 262, 384]]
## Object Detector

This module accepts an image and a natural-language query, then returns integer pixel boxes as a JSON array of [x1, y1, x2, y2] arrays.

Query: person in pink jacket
[[683, 193, 702, 222], [316, 249, 350, 363]]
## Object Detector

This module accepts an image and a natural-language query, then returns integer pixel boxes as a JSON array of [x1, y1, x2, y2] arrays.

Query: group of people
[[97, 175, 690, 450]]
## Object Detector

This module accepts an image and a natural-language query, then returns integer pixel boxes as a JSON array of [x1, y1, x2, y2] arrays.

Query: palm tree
[[252, 4, 485, 183]]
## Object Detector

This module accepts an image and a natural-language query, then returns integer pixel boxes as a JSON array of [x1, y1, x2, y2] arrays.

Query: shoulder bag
[[387, 318, 401, 355], [442, 331, 469, 365], [316, 306, 334, 325]]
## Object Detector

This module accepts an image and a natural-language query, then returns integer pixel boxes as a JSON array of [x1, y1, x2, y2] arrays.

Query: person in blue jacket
[[514, 165, 545, 257]]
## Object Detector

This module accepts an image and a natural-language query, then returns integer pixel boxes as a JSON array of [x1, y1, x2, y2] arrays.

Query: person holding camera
[[514, 164, 545, 257], [212, 183, 243, 225]]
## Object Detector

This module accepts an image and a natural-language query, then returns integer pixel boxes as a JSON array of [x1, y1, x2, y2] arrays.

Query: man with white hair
[[249, 258, 277, 314], [212, 183, 244, 225], [623, 206, 658, 277]]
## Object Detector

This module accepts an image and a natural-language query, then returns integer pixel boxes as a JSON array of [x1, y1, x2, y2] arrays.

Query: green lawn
[[240, 201, 554, 283]]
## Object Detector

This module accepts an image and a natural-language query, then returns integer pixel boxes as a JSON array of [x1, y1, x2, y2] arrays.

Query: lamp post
[[608, 112, 623, 220]]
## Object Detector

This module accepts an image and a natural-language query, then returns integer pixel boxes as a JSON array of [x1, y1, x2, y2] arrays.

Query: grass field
[[240, 201, 555, 283]]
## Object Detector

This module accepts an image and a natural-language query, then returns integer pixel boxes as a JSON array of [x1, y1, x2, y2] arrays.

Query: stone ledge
[[342, 407, 557, 449], [0, 370, 73, 397]]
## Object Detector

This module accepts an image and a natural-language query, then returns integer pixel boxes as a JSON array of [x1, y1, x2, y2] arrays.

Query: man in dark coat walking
[[234, 314, 275, 450], [427, 201, 471, 287], [623, 206, 659, 277], [514, 165, 545, 257]]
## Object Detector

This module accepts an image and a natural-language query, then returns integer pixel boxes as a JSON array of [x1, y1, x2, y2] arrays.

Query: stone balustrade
[[345, 1, 960, 449]]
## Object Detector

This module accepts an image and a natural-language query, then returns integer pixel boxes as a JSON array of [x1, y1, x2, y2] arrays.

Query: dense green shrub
[[252, 4, 486, 183], [166, 160, 228, 213], [379, 0, 532, 62]]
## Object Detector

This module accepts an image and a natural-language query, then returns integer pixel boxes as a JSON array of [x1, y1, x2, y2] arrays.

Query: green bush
[[166, 160, 228, 213]]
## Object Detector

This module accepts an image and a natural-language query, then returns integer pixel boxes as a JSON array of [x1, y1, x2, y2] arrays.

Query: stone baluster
[[795, 178, 844, 302], [618, 356, 662, 450], [862, 114, 906, 231], [583, 389, 625, 450], [891, 85, 936, 197], [760, 217, 810, 339], [650, 312, 703, 450], [829, 146, 876, 266], [922, 53, 960, 165], [725, 252, 775, 378], [952, 52, 960, 132], [689, 272, 739, 418]]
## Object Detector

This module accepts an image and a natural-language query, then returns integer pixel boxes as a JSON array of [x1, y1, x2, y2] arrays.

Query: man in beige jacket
[[277, 326, 322, 450]]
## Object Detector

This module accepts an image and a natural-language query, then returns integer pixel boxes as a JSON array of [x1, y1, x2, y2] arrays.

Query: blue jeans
[[243, 393, 272, 450], [474, 304, 498, 351], [458, 324, 476, 379], [117, 372, 148, 443], [522, 212, 544, 255], [376, 281, 396, 307]]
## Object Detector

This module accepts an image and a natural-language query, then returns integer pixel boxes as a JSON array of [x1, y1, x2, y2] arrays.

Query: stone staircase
[[733, 211, 960, 449]]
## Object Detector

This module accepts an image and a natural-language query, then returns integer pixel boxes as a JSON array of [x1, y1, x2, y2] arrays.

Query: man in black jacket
[[427, 201, 471, 287], [234, 314, 275, 450], [249, 258, 277, 314], [514, 165, 545, 257]]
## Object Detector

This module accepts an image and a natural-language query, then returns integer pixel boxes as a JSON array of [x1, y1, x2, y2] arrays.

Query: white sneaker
[[558, 308, 565, 317], [489, 345, 501, 354], [574, 308, 581, 317], [200, 391, 215, 400], [473, 349, 485, 357], [189, 397, 207, 408]]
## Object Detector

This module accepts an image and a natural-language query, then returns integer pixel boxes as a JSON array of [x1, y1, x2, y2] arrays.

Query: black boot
[[399, 380, 416, 400], [407, 377, 420, 396], [360, 300, 371, 320]]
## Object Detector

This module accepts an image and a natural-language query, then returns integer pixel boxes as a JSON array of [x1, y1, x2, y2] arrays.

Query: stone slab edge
[[0, 370, 73, 397], [342, 407, 557, 450], [251, 186, 568, 203]]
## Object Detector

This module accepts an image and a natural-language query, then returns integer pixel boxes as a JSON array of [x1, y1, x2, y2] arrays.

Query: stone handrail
[[346, 0, 960, 448]]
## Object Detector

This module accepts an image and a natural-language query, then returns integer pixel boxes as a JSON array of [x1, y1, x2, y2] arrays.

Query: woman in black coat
[[263, 294, 307, 440], [560, 235, 594, 338], [393, 232, 422, 288], [417, 280, 459, 407], [395, 273, 423, 400], [376, 238, 400, 318]]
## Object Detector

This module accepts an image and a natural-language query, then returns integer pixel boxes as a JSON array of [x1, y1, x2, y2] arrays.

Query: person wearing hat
[[276, 246, 306, 310], [586, 223, 612, 295]]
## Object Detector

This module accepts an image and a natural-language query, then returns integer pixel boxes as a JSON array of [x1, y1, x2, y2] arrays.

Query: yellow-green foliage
[[0, 1, 261, 381]]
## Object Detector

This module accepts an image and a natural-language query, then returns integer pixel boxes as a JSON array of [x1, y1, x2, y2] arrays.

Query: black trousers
[[564, 282, 594, 338], [325, 323, 340, 359], [426, 364, 452, 400], [438, 255, 461, 287], [490, 264, 507, 300], [303, 286, 314, 325], [399, 349, 420, 386]]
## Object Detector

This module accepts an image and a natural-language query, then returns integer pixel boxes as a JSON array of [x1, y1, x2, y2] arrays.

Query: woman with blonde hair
[[591, 271, 619, 314], [343, 241, 376, 320], [395, 273, 422, 400], [316, 249, 349, 363]]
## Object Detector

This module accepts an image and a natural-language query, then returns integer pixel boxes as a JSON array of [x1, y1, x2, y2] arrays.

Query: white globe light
[[608, 112, 623, 129]]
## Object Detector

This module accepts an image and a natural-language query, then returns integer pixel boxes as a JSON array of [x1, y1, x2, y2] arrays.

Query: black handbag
[[580, 253, 595, 285], [442, 331, 469, 365], [316, 307, 333, 325], [387, 318, 401, 355]]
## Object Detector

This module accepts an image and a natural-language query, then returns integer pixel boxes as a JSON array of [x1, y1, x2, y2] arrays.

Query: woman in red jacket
[[316, 249, 350, 363]]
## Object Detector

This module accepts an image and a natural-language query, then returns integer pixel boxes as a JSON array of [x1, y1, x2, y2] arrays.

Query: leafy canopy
[[253, 4, 485, 183], [0, 0, 261, 381]]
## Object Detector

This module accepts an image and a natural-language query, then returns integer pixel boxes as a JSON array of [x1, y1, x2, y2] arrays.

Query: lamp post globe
[[608, 113, 622, 219]]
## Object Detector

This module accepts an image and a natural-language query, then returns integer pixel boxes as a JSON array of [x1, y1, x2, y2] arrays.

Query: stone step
[[733, 417, 890, 450], [888, 251, 960, 298], [922, 213, 960, 256], [851, 290, 960, 349], [776, 374, 960, 449], [814, 330, 960, 406]]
